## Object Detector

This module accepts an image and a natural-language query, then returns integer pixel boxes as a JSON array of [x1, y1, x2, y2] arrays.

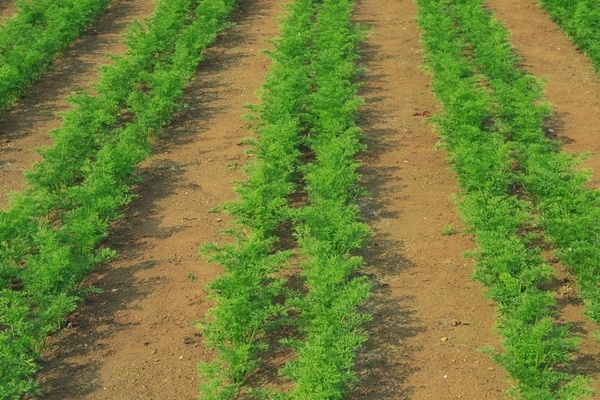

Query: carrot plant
[[26, 0, 201, 193], [0, 0, 112, 109], [523, 154, 600, 328], [0, 0, 236, 397], [416, 0, 593, 398]]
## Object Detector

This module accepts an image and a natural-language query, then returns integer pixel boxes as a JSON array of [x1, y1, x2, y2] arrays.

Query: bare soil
[[18, 0, 600, 399]]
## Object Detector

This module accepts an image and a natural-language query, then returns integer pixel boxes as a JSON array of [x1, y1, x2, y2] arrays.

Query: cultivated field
[[1, 0, 600, 399]]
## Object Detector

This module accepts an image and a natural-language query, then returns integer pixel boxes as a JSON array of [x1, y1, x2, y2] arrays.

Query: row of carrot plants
[[199, 0, 370, 398], [0, 0, 236, 398], [0, 0, 111, 109], [416, 0, 597, 398], [198, 0, 312, 396], [539, 0, 600, 73], [279, 0, 370, 398]]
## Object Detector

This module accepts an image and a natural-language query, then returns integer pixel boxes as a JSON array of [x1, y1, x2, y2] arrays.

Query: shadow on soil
[[346, 34, 425, 400], [543, 112, 576, 145], [34, 0, 269, 398], [33, 260, 164, 398], [348, 292, 422, 400]]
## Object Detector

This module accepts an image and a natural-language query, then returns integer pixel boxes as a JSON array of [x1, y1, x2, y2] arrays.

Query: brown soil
[[0, 0, 155, 208], [21, 0, 600, 399]]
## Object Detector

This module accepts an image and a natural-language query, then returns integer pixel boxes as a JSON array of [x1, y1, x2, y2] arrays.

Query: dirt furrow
[[0, 0, 155, 209], [484, 0, 600, 394], [35, 1, 281, 398], [349, 0, 507, 399]]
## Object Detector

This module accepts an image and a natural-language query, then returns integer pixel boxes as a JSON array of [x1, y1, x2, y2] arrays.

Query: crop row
[[199, 0, 370, 399], [0, 0, 236, 398], [198, 0, 312, 396], [416, 0, 598, 398], [278, 0, 370, 398], [0, 0, 111, 109]]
